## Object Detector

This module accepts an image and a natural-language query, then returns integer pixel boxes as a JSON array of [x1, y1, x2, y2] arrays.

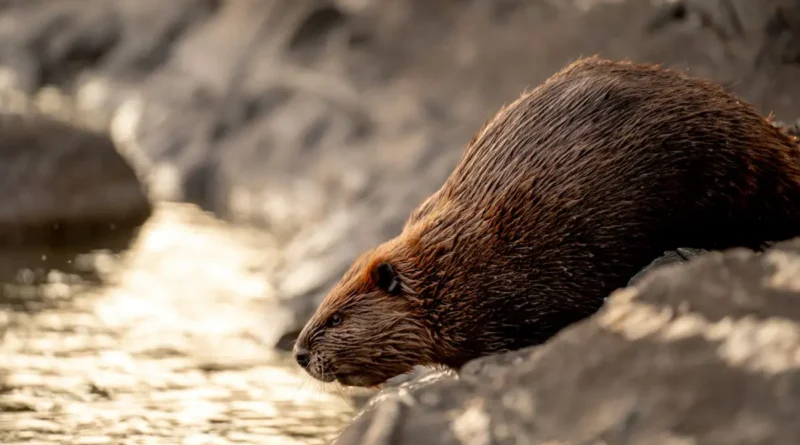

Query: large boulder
[[0, 110, 151, 247], [334, 237, 800, 445]]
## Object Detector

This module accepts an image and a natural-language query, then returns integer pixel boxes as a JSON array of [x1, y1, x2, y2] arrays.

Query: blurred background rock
[[0, 0, 797, 444]]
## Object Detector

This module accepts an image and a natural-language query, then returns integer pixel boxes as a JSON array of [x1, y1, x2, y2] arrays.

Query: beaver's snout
[[293, 344, 310, 369], [293, 339, 336, 383]]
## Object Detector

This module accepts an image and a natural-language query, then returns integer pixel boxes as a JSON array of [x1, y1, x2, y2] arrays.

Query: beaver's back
[[405, 58, 800, 356], [437, 58, 800, 253]]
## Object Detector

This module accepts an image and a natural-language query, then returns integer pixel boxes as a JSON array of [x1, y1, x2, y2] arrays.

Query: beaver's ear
[[372, 262, 401, 295]]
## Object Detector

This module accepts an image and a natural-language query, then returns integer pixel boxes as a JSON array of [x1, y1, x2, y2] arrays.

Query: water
[[0, 203, 356, 444]]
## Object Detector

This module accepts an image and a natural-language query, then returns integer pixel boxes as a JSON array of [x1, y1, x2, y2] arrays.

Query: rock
[[0, 0, 220, 93], [0, 111, 152, 246], [334, 237, 800, 445], [0, 0, 798, 347], [775, 118, 800, 137], [628, 248, 709, 287]]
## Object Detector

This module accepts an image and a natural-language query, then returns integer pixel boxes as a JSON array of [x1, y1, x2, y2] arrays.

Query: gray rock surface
[[0, 110, 151, 247], [335, 237, 800, 445], [0, 0, 797, 347], [628, 248, 709, 286]]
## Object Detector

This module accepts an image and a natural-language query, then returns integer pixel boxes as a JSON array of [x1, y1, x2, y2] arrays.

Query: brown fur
[[294, 56, 800, 387]]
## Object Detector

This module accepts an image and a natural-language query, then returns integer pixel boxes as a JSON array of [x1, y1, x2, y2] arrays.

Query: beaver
[[293, 56, 800, 387]]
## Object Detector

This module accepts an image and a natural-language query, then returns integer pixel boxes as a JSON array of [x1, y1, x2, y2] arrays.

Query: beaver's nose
[[294, 345, 310, 369]]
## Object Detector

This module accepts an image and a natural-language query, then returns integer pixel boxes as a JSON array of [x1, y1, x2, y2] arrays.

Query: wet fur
[[295, 56, 800, 387]]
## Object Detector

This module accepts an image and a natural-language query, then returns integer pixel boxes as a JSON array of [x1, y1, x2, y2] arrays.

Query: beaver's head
[[292, 234, 441, 387], [291, 179, 583, 387]]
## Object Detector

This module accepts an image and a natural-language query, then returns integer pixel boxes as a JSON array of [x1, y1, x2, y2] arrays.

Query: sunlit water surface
[[0, 203, 356, 445]]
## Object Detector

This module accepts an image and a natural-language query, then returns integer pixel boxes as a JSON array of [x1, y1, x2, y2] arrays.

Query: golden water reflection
[[0, 203, 355, 444]]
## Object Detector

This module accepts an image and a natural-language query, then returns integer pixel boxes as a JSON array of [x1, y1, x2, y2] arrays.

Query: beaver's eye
[[373, 262, 401, 295], [327, 313, 343, 328]]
